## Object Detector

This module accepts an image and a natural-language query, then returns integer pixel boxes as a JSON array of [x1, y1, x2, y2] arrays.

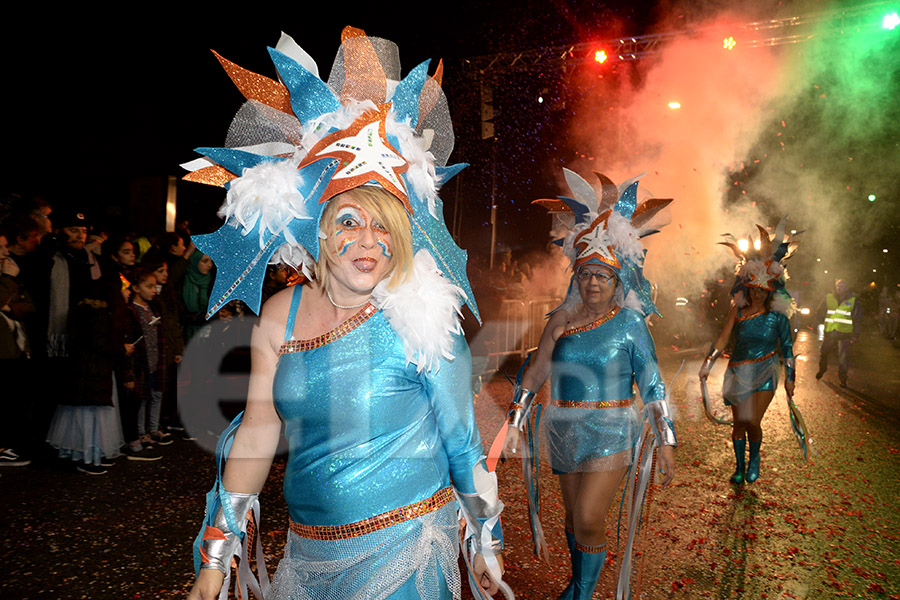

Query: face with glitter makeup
[[324, 197, 394, 298]]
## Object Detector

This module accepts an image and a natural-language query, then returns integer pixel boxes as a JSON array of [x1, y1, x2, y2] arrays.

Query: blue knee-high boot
[[731, 437, 747, 484], [558, 528, 576, 600], [747, 440, 761, 483], [572, 540, 607, 600]]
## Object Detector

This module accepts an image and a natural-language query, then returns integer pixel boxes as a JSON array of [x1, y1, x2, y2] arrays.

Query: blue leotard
[[722, 310, 794, 405], [546, 306, 666, 473], [268, 285, 484, 599]]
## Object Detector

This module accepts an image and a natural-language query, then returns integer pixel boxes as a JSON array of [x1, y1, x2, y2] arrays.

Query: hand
[[175, 354, 183, 364], [187, 569, 225, 600], [124, 343, 135, 356], [472, 551, 504, 596], [500, 427, 521, 460], [124, 381, 135, 391], [1, 255, 19, 277], [785, 378, 795, 398], [698, 363, 711, 381], [657, 445, 676, 488]]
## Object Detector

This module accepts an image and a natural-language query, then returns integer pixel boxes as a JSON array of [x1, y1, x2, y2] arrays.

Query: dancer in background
[[503, 169, 677, 600], [699, 220, 798, 484], [185, 27, 507, 600]]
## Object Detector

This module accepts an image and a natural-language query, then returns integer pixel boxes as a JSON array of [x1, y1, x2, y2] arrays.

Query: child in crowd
[[127, 269, 173, 447]]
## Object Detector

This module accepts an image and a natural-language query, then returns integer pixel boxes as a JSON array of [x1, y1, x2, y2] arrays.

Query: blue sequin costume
[[269, 285, 484, 599], [546, 306, 666, 473], [722, 310, 794, 406]]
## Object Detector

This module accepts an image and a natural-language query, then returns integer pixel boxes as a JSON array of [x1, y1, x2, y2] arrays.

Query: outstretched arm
[[188, 294, 286, 600], [426, 333, 505, 595], [502, 309, 567, 457], [777, 312, 796, 397]]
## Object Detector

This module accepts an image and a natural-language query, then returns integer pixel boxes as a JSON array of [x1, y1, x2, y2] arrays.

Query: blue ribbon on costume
[[523, 402, 548, 561], [787, 393, 810, 461], [614, 423, 656, 600]]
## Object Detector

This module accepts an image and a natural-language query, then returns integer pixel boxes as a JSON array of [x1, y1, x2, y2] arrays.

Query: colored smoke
[[560, 0, 899, 316]]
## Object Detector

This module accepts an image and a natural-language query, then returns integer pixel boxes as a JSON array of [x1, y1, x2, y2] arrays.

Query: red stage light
[[594, 49, 608, 64]]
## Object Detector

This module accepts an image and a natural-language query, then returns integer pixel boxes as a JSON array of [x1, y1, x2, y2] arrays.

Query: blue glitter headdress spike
[[534, 169, 673, 318], [181, 27, 480, 322]]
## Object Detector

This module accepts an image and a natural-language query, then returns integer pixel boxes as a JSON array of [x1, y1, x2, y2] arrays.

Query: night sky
[[5, 2, 657, 246], [6, 2, 898, 285]]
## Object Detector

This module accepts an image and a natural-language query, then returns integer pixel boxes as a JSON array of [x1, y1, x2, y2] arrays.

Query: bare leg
[[747, 390, 775, 442], [746, 389, 774, 482], [558, 466, 628, 599], [560, 466, 629, 546]]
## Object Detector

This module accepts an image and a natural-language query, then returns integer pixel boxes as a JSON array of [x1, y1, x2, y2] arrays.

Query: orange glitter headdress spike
[[340, 26, 387, 104], [212, 51, 293, 115]]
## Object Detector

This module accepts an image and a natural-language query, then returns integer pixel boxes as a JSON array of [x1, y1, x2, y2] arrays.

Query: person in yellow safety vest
[[816, 279, 860, 387]]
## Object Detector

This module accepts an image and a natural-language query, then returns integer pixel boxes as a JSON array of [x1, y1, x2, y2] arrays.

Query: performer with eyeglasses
[[502, 169, 677, 600]]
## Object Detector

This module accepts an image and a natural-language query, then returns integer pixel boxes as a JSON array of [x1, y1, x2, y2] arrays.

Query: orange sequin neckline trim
[[736, 310, 768, 322], [560, 306, 621, 338], [279, 303, 377, 354]]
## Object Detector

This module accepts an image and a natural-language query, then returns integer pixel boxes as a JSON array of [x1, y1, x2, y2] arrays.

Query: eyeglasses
[[576, 269, 618, 284]]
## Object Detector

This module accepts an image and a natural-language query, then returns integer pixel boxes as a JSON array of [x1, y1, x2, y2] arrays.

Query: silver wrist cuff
[[645, 401, 678, 447], [507, 388, 537, 431], [200, 492, 257, 574], [704, 345, 722, 364]]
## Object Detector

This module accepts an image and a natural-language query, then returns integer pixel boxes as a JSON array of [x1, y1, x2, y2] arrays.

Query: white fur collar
[[371, 250, 466, 373]]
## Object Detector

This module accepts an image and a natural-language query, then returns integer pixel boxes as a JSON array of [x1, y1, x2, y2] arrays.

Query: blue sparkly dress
[[546, 306, 666, 473], [268, 285, 484, 599], [722, 309, 794, 406]]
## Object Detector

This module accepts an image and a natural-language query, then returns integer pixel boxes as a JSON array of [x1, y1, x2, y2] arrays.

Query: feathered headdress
[[718, 217, 799, 316], [181, 27, 478, 322], [534, 169, 673, 317]]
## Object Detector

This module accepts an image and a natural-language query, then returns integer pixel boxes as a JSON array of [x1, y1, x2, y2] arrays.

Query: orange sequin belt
[[288, 486, 455, 540], [280, 304, 377, 354], [728, 350, 777, 367], [554, 398, 633, 409]]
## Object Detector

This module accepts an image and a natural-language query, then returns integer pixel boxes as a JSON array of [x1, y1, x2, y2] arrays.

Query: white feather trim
[[371, 250, 465, 373], [219, 159, 310, 248], [621, 289, 645, 313], [269, 243, 317, 280], [770, 291, 797, 318]]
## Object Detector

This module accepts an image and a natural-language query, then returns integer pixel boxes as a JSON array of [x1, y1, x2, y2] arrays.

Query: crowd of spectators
[[0, 197, 273, 475]]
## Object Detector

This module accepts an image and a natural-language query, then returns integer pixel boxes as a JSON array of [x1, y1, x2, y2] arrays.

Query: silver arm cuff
[[457, 464, 504, 553], [507, 388, 537, 431], [645, 401, 678, 447], [200, 492, 257, 574], [703, 345, 723, 365]]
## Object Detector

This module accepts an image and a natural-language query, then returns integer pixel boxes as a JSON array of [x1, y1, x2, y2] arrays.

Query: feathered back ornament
[[533, 169, 673, 317], [181, 27, 478, 321], [718, 217, 800, 316]]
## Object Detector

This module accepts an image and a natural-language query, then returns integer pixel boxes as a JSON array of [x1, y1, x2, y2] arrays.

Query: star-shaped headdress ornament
[[181, 27, 479, 321], [533, 168, 673, 317]]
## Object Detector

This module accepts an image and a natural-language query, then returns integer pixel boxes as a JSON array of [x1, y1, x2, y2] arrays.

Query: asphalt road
[[2, 324, 898, 599]]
